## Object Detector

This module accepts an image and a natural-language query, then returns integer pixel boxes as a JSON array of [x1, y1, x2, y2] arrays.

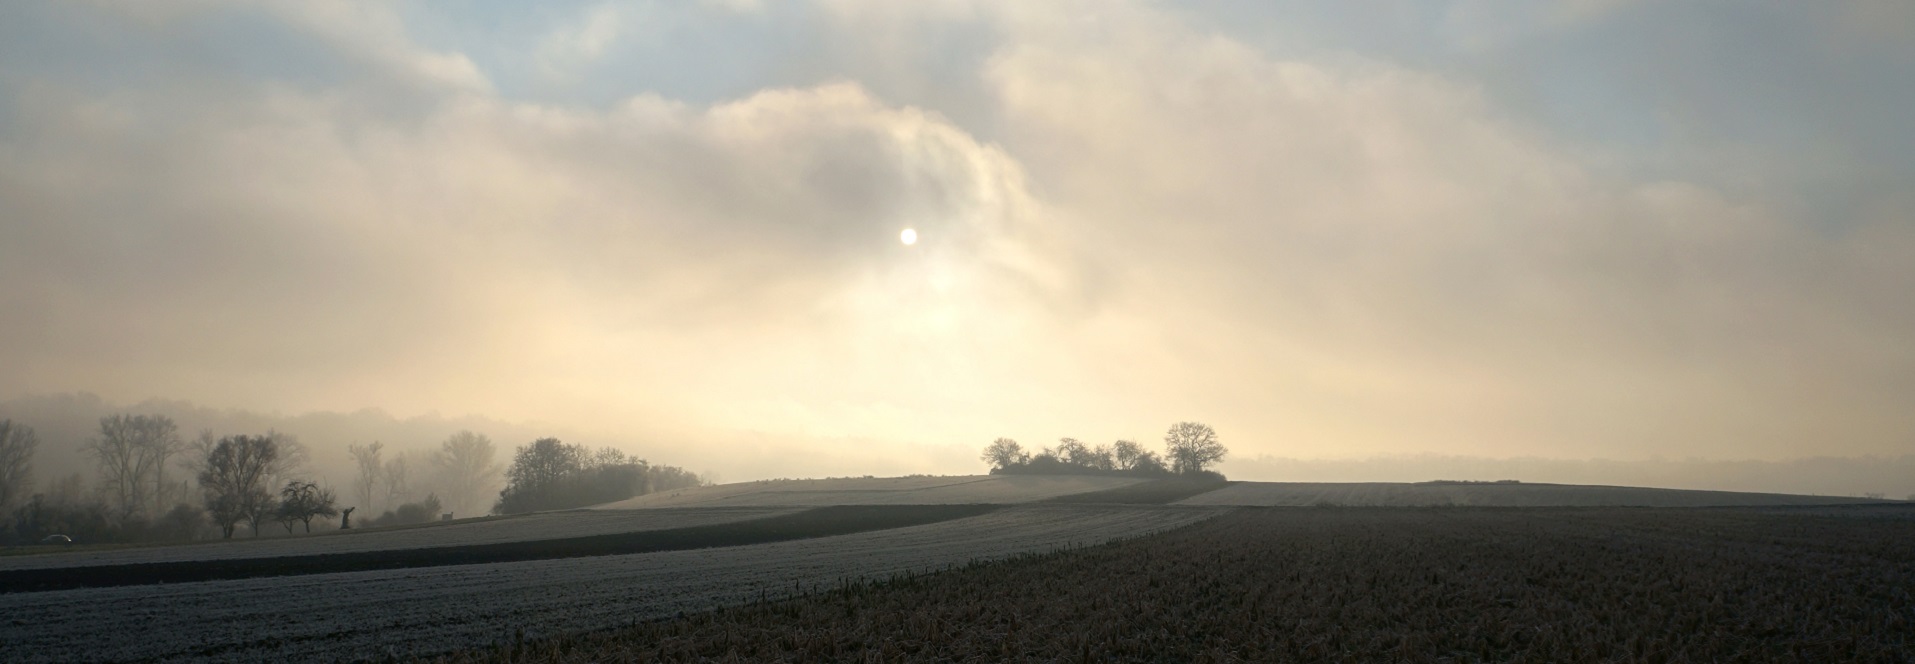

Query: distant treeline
[[493, 438, 706, 515], [0, 415, 705, 546], [983, 421, 1229, 480], [1417, 480, 1522, 485]]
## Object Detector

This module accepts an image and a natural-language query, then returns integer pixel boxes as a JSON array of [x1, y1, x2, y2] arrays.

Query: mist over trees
[[197, 435, 279, 538], [86, 414, 182, 521], [0, 420, 35, 513], [432, 431, 504, 518], [2, 417, 697, 543], [984, 421, 1225, 479], [1, 398, 702, 544], [494, 438, 706, 514], [260, 429, 310, 501], [274, 480, 338, 533], [382, 453, 410, 513], [349, 441, 385, 515], [1163, 422, 1227, 476]]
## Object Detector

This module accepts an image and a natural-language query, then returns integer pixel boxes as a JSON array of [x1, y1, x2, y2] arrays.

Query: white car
[[39, 534, 72, 545]]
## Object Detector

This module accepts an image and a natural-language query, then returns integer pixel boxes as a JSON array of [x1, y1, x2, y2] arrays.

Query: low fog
[[3, 1, 1913, 497]]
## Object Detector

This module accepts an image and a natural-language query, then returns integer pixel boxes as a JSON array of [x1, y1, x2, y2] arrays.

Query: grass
[[0, 504, 998, 593], [426, 504, 1915, 662]]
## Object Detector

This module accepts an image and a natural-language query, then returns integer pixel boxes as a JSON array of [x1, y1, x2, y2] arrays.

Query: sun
[[900, 228, 918, 245]]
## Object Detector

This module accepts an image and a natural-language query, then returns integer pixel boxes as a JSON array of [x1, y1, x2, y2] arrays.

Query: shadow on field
[[1042, 478, 1231, 504], [0, 504, 999, 594]]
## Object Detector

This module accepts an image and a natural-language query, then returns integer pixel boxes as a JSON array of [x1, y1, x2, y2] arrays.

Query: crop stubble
[[1179, 481, 1895, 507], [437, 505, 1915, 662], [0, 504, 1222, 662], [594, 475, 1148, 509], [0, 507, 797, 571]]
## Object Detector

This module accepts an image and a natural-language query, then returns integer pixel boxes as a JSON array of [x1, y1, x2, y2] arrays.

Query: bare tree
[[589, 446, 630, 468], [1130, 450, 1169, 474], [147, 418, 186, 516], [1111, 440, 1146, 470], [431, 431, 503, 517], [980, 438, 1029, 471], [1163, 421, 1227, 475], [494, 438, 586, 514], [0, 419, 37, 512], [275, 481, 338, 533], [89, 416, 144, 519], [87, 414, 178, 521], [197, 435, 278, 538], [382, 454, 410, 511], [261, 429, 310, 495], [1055, 438, 1091, 465], [348, 441, 385, 514]]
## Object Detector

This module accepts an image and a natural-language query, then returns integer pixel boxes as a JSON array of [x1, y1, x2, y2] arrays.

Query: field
[[0, 475, 1903, 662], [0, 505, 999, 592], [0, 475, 1138, 573], [593, 474, 1147, 509], [434, 504, 1915, 662], [1180, 481, 1894, 507], [0, 504, 1221, 662], [1042, 477, 1231, 504], [0, 506, 795, 570]]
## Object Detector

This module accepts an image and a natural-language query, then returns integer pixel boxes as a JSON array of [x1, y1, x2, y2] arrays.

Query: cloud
[[1440, 0, 1650, 50], [969, 1, 1915, 459], [0, 0, 1910, 480], [0, 5, 1079, 452], [538, 3, 631, 80]]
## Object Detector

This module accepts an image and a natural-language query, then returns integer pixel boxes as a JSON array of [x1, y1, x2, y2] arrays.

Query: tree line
[[983, 421, 1228, 479], [491, 438, 706, 514], [0, 416, 706, 545]]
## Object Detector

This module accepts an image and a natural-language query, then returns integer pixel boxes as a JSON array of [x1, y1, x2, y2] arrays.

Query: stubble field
[[0, 504, 1223, 662], [0, 506, 798, 570], [437, 504, 1915, 663], [0, 476, 1903, 662], [1177, 481, 1895, 508], [593, 474, 1147, 509]]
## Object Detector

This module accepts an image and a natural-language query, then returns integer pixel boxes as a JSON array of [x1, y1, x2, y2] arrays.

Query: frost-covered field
[[1177, 481, 1893, 507], [594, 474, 1146, 509], [0, 504, 1224, 663], [0, 507, 795, 571]]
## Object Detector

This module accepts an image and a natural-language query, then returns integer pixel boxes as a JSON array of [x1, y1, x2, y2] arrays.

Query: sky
[[1, 0, 1911, 482]]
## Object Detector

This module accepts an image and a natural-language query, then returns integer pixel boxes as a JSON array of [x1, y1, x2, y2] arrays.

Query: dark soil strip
[[1042, 478, 1232, 504], [0, 504, 999, 594]]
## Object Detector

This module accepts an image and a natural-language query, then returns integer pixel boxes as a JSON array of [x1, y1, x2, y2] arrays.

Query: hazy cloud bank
[[1, 1, 1909, 478]]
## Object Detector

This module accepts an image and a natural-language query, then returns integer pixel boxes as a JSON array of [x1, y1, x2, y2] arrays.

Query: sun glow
[[900, 228, 918, 245]]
